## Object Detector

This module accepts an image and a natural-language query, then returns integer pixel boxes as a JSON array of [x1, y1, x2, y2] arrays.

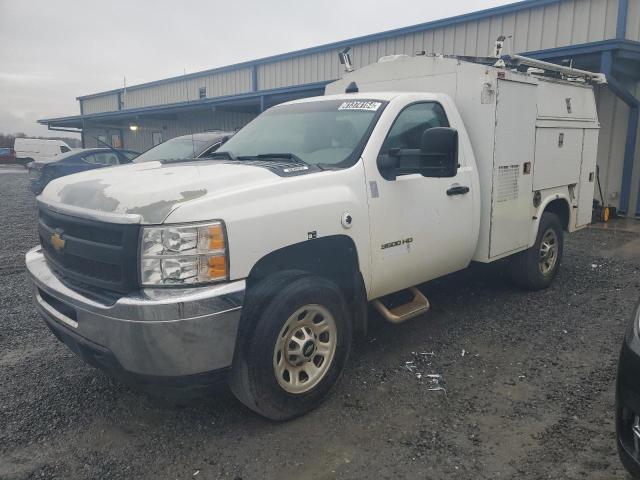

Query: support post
[[251, 65, 258, 92], [600, 50, 640, 215]]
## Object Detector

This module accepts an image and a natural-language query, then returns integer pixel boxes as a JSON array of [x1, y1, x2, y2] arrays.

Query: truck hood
[[39, 161, 280, 223]]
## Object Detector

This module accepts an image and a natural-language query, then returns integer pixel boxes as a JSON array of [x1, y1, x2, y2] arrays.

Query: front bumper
[[26, 246, 245, 384]]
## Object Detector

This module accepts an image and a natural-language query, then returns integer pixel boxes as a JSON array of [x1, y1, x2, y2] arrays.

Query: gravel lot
[[1, 169, 639, 480]]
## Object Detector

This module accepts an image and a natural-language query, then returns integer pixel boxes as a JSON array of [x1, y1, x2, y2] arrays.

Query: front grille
[[38, 206, 140, 293]]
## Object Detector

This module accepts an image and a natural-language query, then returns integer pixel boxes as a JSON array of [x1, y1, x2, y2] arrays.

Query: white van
[[14, 138, 72, 164]]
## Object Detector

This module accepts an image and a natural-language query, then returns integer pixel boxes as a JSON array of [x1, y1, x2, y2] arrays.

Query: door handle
[[446, 185, 470, 196]]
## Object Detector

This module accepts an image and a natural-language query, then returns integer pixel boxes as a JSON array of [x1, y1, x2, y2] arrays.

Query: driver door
[[365, 101, 475, 299]]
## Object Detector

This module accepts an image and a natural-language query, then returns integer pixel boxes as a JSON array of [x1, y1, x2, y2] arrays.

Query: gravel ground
[[1, 169, 639, 480]]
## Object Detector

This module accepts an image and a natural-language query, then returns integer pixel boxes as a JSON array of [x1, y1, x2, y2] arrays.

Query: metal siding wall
[[82, 94, 119, 114], [79, 0, 622, 116], [627, 0, 640, 40], [253, 0, 617, 91], [594, 83, 640, 214], [123, 68, 252, 109]]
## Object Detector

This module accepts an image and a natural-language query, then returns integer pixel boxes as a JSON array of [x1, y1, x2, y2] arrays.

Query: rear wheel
[[509, 212, 564, 290], [229, 273, 352, 420]]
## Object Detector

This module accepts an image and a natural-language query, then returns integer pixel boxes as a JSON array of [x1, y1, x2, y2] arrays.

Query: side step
[[372, 287, 430, 324]]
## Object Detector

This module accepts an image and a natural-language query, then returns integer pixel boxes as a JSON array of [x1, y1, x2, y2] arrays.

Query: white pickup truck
[[27, 53, 601, 420]]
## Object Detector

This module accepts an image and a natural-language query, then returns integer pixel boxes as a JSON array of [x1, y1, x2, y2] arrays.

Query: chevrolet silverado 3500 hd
[[27, 54, 602, 420]]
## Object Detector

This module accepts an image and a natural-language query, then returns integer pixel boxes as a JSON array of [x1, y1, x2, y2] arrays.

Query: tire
[[229, 272, 352, 421], [509, 212, 564, 291]]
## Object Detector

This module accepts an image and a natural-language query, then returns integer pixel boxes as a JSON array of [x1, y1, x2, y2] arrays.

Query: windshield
[[219, 99, 386, 167], [134, 137, 212, 163]]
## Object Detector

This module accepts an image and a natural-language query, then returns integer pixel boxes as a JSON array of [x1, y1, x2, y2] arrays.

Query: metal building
[[39, 0, 640, 216]]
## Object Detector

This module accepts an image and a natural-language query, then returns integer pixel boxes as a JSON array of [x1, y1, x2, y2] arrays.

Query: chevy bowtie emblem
[[51, 232, 66, 251]]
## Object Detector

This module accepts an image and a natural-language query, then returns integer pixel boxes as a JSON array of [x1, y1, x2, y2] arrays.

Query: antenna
[[493, 35, 513, 67], [93, 135, 122, 155], [494, 35, 506, 58], [338, 47, 354, 73]]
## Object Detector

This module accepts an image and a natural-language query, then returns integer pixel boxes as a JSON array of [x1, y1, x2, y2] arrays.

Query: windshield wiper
[[238, 153, 321, 169]]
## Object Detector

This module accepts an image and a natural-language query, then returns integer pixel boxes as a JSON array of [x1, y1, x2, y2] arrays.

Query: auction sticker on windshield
[[338, 101, 382, 111]]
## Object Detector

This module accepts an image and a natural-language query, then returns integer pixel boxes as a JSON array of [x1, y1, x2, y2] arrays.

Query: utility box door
[[489, 80, 537, 258], [537, 82, 598, 121], [576, 129, 599, 227], [533, 128, 583, 190]]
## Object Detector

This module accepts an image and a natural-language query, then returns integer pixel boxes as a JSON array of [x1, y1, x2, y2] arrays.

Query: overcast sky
[[0, 0, 512, 137]]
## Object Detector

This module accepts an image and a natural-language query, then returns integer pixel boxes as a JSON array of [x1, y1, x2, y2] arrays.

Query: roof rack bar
[[500, 54, 607, 84]]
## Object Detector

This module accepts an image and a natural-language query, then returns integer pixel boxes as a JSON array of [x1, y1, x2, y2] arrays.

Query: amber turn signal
[[207, 255, 227, 278], [207, 224, 225, 251]]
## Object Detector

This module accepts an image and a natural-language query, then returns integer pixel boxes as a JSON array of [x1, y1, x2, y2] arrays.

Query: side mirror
[[419, 127, 458, 178], [376, 127, 459, 180]]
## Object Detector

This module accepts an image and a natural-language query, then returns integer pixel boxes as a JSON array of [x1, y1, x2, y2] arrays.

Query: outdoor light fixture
[[129, 125, 138, 131]]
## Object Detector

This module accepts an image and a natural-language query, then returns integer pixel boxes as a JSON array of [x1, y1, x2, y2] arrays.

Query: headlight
[[140, 221, 228, 286]]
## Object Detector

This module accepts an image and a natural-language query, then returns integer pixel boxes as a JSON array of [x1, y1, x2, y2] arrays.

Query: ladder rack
[[500, 54, 607, 84]]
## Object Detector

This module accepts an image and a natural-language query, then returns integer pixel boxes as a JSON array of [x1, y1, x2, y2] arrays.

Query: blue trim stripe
[[525, 39, 640, 60], [76, 0, 562, 100], [617, 0, 629, 40]]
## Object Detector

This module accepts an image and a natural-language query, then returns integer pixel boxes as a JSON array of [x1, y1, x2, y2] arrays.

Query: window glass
[[199, 87, 206, 99], [82, 154, 98, 164], [133, 137, 211, 163], [111, 134, 122, 149], [381, 102, 449, 153], [220, 99, 385, 167], [60, 145, 71, 153], [199, 142, 223, 158], [83, 152, 120, 165]]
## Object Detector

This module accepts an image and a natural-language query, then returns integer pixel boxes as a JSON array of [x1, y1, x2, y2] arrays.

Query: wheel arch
[[543, 198, 571, 231], [530, 193, 572, 248], [245, 235, 368, 337]]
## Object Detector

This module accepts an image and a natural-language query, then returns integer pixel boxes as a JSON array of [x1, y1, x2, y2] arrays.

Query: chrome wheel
[[539, 228, 558, 275], [273, 304, 337, 394]]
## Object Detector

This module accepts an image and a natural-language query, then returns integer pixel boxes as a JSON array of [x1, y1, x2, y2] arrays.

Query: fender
[[246, 235, 369, 337]]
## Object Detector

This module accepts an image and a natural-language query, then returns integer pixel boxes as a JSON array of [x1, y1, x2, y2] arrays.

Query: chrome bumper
[[25, 246, 245, 378]]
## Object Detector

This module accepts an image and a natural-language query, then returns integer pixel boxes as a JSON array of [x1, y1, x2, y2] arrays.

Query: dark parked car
[[0, 147, 17, 164], [132, 131, 234, 163], [28, 148, 139, 194], [617, 301, 640, 478]]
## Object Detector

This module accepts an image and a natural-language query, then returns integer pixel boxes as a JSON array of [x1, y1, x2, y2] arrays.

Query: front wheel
[[509, 212, 564, 290], [229, 273, 352, 420]]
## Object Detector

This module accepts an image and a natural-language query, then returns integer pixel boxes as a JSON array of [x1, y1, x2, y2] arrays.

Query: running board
[[372, 287, 430, 324]]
